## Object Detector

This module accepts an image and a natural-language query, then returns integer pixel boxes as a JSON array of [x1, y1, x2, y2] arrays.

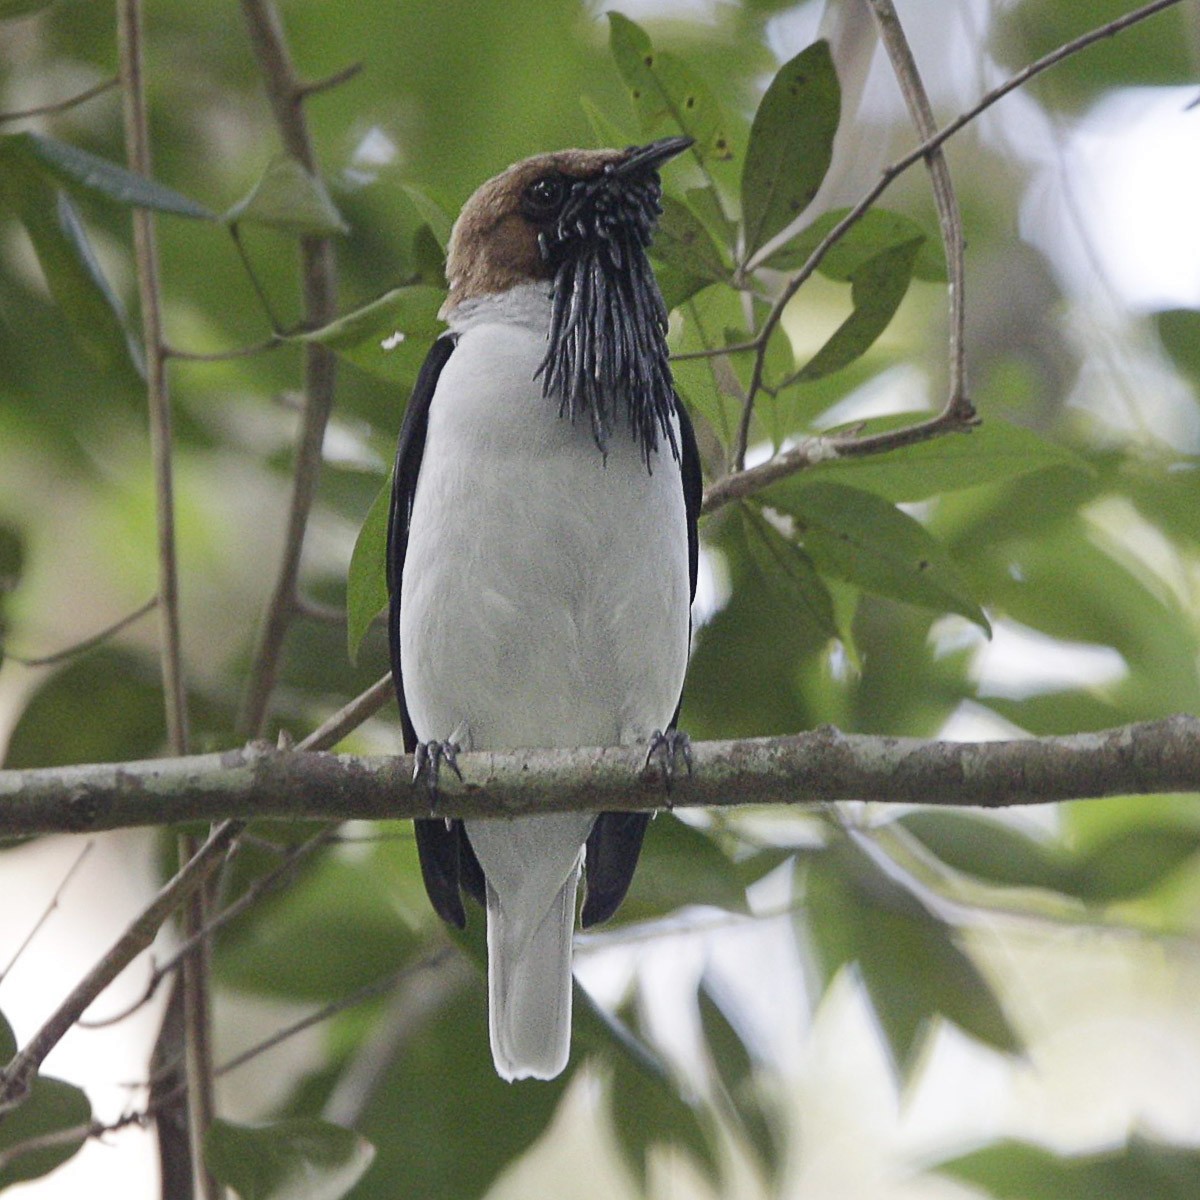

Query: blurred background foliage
[[2, 0, 1200, 1197]]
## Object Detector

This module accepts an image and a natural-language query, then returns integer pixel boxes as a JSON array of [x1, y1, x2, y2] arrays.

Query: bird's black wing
[[387, 332, 484, 930], [581, 395, 702, 928]]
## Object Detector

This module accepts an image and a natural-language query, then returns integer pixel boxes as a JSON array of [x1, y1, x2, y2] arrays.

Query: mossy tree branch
[[2, 716, 1198, 840]]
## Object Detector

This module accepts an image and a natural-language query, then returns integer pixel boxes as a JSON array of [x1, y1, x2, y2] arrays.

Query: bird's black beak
[[616, 136, 694, 177]]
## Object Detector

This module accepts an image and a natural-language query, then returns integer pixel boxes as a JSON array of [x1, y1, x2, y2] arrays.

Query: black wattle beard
[[535, 194, 679, 469]]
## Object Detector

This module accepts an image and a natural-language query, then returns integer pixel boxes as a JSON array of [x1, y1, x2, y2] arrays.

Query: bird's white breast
[[399, 284, 691, 753]]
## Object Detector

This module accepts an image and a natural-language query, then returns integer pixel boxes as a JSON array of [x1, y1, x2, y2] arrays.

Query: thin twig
[[1, 596, 157, 667], [866, 0, 970, 418], [0, 843, 94, 984], [701, 406, 977, 514], [116, 6, 213, 1194], [670, 338, 760, 362], [295, 60, 364, 99], [237, 0, 340, 740], [0, 76, 118, 124], [220, 963, 407, 1080], [323, 948, 472, 1126], [117, 1, 189, 758]]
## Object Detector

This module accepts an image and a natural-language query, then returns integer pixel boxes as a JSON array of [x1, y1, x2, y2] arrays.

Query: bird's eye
[[521, 175, 568, 221]]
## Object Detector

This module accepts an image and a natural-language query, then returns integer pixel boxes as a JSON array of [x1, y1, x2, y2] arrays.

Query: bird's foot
[[644, 729, 693, 804], [412, 739, 463, 814]]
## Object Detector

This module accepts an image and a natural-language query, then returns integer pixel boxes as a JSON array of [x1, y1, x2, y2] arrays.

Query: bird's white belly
[[399, 318, 690, 753]]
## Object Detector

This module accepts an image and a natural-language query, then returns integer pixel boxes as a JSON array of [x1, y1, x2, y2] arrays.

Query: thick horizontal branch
[[2, 716, 1198, 839]]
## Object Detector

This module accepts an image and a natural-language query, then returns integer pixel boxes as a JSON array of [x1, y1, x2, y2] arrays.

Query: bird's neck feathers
[[445, 282, 553, 335]]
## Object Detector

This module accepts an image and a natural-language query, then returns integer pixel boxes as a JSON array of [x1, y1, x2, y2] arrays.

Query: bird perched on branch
[[387, 137, 701, 1081]]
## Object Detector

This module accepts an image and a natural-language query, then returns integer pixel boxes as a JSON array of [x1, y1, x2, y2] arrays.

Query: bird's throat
[[536, 201, 678, 467]]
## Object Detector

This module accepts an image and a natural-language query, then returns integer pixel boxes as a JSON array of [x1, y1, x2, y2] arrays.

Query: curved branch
[[1, 596, 157, 667], [0, 77, 118, 124], [1, 716, 1197, 839], [866, 0, 970, 418], [701, 407, 975, 514]]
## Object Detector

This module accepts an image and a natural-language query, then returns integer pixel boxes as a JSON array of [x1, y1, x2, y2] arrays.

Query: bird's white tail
[[467, 812, 593, 1082], [485, 867, 579, 1081]]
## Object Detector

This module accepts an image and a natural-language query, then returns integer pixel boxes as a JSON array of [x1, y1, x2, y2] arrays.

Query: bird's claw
[[413, 739, 463, 814], [644, 729, 693, 802]]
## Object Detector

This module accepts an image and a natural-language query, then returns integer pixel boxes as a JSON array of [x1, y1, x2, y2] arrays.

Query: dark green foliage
[[935, 1136, 1200, 1200]]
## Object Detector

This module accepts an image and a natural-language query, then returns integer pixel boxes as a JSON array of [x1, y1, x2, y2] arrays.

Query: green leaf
[[0, 1071, 92, 1188], [934, 1135, 1200, 1200], [898, 811, 1069, 893], [3, 648, 165, 768], [0, 156, 144, 378], [204, 1119, 374, 1200], [296, 286, 445, 387], [803, 837, 1021, 1076], [762, 480, 990, 632], [0, 521, 24, 660], [1070, 824, 1200, 904], [608, 12, 733, 164], [993, 0, 1195, 108], [805, 416, 1087, 502], [0, 131, 214, 218], [347, 474, 392, 663], [398, 184, 453, 248], [0, 1011, 15, 1059], [651, 195, 728, 284], [609, 1039, 713, 1188], [0, 521, 23, 588], [685, 184, 737, 255], [669, 286, 745, 449], [215, 854, 418, 1000], [410, 223, 446, 286], [726, 313, 795, 446], [766, 205, 942, 281], [739, 506, 837, 641], [793, 236, 923, 382], [650, 195, 729, 310], [226, 156, 349, 235], [741, 41, 840, 258]]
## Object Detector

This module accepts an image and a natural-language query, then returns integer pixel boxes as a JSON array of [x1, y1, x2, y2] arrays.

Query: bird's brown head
[[443, 137, 693, 463], [443, 137, 691, 310]]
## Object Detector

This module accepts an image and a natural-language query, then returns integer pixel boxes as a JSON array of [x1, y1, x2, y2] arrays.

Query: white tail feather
[[467, 813, 593, 1082], [485, 870, 579, 1081]]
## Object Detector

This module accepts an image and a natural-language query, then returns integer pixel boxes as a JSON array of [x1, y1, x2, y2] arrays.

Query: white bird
[[387, 137, 700, 1081]]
